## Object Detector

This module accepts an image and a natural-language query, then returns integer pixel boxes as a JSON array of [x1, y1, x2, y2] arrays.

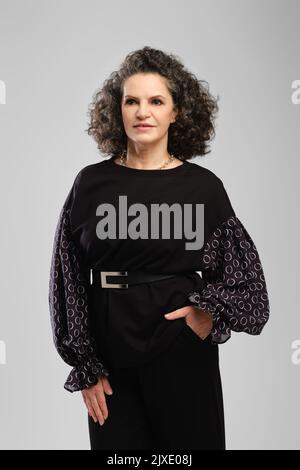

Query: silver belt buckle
[[100, 271, 128, 289]]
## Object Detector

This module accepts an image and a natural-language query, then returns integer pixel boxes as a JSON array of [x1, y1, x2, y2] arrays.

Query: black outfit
[[48, 156, 270, 450]]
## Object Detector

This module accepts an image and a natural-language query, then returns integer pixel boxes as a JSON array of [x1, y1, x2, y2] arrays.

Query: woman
[[48, 46, 270, 450]]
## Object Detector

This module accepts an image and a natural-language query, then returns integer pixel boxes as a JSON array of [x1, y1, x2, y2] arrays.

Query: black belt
[[90, 269, 183, 289]]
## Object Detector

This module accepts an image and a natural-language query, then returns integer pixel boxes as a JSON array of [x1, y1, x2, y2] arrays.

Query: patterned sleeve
[[187, 181, 270, 344], [48, 179, 110, 392]]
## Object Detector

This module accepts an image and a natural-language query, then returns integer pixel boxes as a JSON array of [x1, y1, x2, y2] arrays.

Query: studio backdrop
[[0, 0, 299, 450]]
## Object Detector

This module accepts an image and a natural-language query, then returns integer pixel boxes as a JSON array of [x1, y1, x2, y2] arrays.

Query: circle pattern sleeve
[[48, 180, 110, 393], [187, 180, 270, 344]]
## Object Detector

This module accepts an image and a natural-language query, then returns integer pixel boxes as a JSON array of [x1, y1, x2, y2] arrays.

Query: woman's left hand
[[164, 305, 213, 340]]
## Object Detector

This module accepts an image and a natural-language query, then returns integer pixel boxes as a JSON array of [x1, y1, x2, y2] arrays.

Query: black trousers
[[88, 323, 226, 450]]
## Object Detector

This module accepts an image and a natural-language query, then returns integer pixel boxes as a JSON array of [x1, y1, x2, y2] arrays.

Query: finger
[[91, 395, 106, 425], [95, 388, 109, 420], [85, 398, 98, 423], [164, 306, 190, 319], [102, 377, 114, 396]]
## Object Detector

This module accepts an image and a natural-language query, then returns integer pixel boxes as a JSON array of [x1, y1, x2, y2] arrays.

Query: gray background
[[0, 0, 299, 450]]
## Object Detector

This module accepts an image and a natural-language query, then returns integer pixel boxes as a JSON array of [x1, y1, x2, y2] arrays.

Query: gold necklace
[[119, 152, 175, 170]]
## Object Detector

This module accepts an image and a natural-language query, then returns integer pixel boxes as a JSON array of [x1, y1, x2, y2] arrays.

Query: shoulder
[[73, 158, 110, 183], [186, 160, 236, 225], [185, 160, 226, 191], [69, 159, 111, 194], [63, 159, 110, 210]]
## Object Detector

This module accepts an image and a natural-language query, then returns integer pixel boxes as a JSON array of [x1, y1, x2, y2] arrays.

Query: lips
[[134, 124, 154, 127]]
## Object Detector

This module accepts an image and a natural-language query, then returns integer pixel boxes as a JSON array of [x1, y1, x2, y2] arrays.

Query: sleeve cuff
[[64, 358, 110, 393], [188, 290, 232, 345]]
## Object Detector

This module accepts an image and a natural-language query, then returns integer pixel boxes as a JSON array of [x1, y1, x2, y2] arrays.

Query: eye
[[125, 99, 163, 105]]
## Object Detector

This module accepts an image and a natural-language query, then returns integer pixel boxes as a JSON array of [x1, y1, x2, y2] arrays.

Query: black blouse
[[48, 156, 270, 392]]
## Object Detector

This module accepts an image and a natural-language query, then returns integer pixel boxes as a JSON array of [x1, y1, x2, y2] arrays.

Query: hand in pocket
[[164, 305, 213, 340]]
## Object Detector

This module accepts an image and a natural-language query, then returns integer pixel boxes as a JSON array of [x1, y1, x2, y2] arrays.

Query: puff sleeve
[[48, 174, 110, 392], [187, 179, 270, 344]]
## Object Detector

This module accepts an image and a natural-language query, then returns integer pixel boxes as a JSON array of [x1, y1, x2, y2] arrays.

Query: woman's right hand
[[81, 376, 113, 425]]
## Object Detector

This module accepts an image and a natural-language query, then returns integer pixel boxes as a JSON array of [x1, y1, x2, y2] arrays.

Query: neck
[[120, 152, 175, 170]]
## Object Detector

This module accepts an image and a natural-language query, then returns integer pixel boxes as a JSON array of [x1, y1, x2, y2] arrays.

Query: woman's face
[[121, 73, 177, 146]]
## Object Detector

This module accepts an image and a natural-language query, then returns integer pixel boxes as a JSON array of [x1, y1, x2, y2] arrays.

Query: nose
[[136, 102, 151, 118]]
